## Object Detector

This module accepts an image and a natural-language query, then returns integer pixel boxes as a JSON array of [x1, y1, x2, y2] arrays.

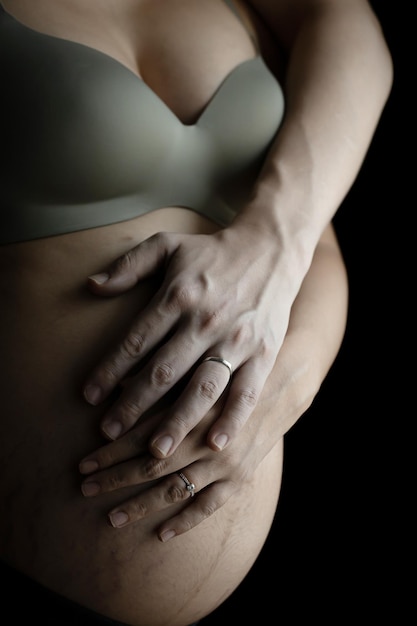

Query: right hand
[[82, 222, 304, 457]]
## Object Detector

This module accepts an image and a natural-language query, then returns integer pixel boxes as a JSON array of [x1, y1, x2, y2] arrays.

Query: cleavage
[[2, 0, 257, 125]]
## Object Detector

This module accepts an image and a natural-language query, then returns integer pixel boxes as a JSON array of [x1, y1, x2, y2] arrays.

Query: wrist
[[231, 182, 320, 285]]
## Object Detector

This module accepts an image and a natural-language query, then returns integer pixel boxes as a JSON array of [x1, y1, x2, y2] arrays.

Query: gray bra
[[0, 0, 284, 243]]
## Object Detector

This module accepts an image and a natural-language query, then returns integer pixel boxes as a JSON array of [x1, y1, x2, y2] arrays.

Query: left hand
[[78, 392, 281, 541], [83, 222, 302, 457]]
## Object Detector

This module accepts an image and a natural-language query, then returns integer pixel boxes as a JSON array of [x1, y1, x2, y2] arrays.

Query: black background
[[201, 1, 406, 622]]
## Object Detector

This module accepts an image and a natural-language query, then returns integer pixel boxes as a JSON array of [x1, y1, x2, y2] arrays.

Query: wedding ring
[[178, 472, 195, 497], [202, 356, 233, 383]]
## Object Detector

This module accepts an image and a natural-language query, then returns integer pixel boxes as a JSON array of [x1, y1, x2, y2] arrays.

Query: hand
[[79, 224, 348, 539], [83, 222, 302, 457], [80, 382, 286, 542]]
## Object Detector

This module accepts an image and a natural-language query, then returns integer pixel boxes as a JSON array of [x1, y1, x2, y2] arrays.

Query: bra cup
[[1, 33, 175, 203], [0, 9, 285, 242]]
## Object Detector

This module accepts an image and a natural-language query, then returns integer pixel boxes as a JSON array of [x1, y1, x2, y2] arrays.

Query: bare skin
[[0, 209, 283, 625], [79, 0, 392, 457], [0, 209, 347, 626], [0, 1, 391, 625]]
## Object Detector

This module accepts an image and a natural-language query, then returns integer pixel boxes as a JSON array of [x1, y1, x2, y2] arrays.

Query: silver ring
[[178, 472, 195, 497], [202, 356, 233, 383]]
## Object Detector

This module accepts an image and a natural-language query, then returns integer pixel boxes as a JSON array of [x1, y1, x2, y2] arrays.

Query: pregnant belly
[[0, 375, 282, 625], [0, 210, 283, 625]]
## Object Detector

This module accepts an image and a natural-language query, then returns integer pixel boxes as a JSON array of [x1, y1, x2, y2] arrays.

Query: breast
[[0, 16, 285, 242]]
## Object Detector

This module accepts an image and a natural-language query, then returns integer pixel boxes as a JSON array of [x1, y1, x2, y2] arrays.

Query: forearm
[[240, 0, 393, 276], [79, 3, 387, 455], [257, 222, 348, 435]]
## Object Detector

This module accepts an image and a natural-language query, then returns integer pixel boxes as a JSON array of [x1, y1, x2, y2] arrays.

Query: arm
[[239, 0, 393, 261], [82, 0, 392, 455], [79, 223, 348, 538]]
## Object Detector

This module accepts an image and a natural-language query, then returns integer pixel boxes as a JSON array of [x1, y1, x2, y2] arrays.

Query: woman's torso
[[0, 2, 284, 624]]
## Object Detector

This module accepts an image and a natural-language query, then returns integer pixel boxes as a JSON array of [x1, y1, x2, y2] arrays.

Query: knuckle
[[128, 500, 149, 519], [166, 483, 186, 503], [124, 429, 146, 452], [121, 331, 146, 359], [95, 448, 120, 469], [178, 519, 195, 533], [198, 308, 223, 333], [114, 250, 135, 274], [198, 378, 220, 401], [143, 457, 169, 480], [168, 413, 190, 433], [149, 361, 175, 388], [152, 231, 169, 248], [257, 336, 274, 359], [171, 518, 195, 537], [99, 361, 122, 385], [118, 398, 144, 423], [199, 501, 217, 519], [165, 282, 198, 312], [106, 473, 125, 492], [237, 386, 259, 409], [230, 321, 253, 347]]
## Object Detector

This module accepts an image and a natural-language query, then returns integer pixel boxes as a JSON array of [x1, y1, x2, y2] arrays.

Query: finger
[[105, 467, 232, 535], [87, 233, 174, 295], [106, 471, 198, 528], [83, 290, 180, 407], [148, 357, 234, 458], [96, 329, 206, 440], [206, 356, 273, 451], [80, 452, 171, 497], [78, 419, 154, 475], [157, 481, 232, 541], [84, 246, 219, 409]]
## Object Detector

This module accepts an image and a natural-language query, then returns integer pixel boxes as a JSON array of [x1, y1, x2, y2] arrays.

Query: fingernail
[[102, 421, 122, 440], [79, 459, 99, 474], [159, 529, 176, 542], [213, 433, 228, 451], [84, 384, 102, 405], [152, 435, 174, 457], [81, 481, 100, 497], [88, 273, 110, 285], [109, 511, 129, 528]]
